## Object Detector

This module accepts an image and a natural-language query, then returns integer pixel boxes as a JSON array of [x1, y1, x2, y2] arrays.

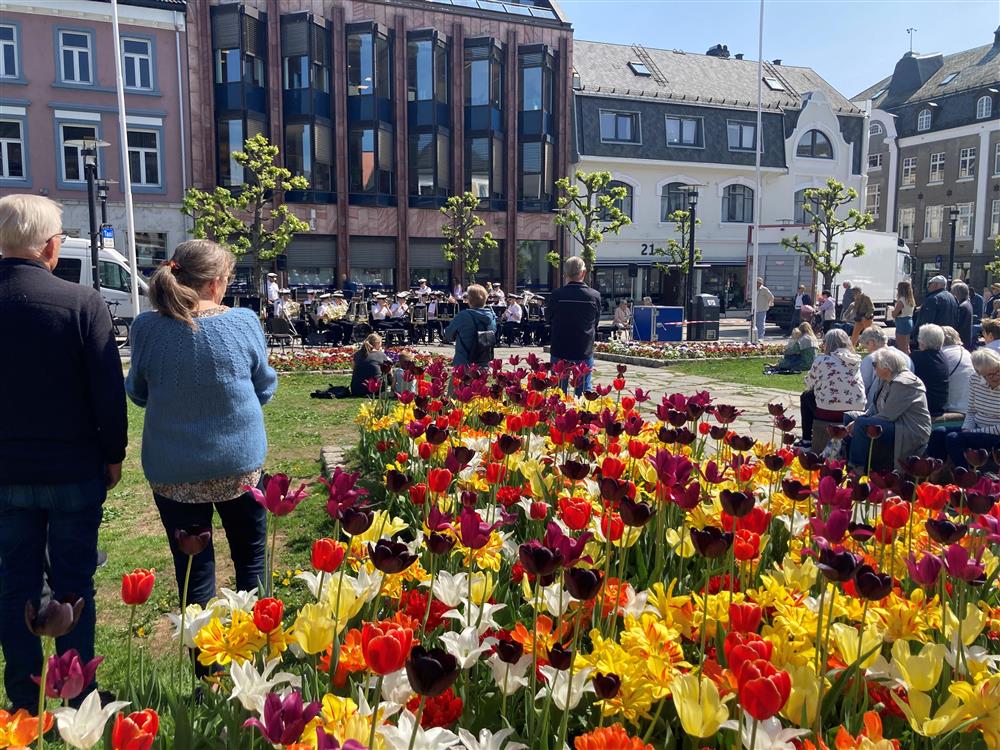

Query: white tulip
[[428, 570, 470, 609], [229, 658, 302, 714], [440, 626, 496, 670], [734, 715, 811, 750], [52, 691, 130, 749], [486, 653, 531, 696], [458, 727, 528, 750], [167, 603, 220, 648], [443, 602, 505, 635], [379, 710, 460, 750], [535, 666, 593, 711], [215, 587, 259, 612]]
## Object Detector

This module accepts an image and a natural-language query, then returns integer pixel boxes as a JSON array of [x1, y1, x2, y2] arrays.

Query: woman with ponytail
[[349, 333, 387, 396], [125, 240, 277, 610]]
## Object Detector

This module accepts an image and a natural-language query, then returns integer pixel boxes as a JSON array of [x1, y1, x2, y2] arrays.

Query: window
[[347, 27, 391, 98], [60, 123, 96, 182], [348, 126, 394, 196], [59, 30, 92, 84], [217, 118, 263, 186], [796, 129, 832, 159], [0, 24, 17, 78], [519, 139, 552, 204], [627, 61, 650, 77], [924, 205, 943, 241], [898, 207, 915, 241], [127, 130, 159, 186], [122, 38, 152, 90], [53, 257, 82, 283], [660, 182, 689, 221], [665, 116, 701, 147], [98, 261, 130, 293], [0, 120, 24, 179], [956, 203, 973, 240], [959, 147, 976, 179], [722, 184, 753, 223], [408, 38, 444, 103], [410, 131, 450, 198], [763, 76, 785, 91], [978, 96, 994, 120], [134, 231, 167, 268], [601, 180, 632, 221], [464, 42, 502, 109], [939, 72, 958, 85], [599, 110, 639, 143], [929, 152, 945, 183], [727, 121, 756, 151], [867, 153, 883, 170], [902, 156, 917, 186], [283, 55, 308, 89], [520, 63, 544, 112], [794, 188, 819, 224], [215, 48, 241, 83], [916, 109, 932, 131], [865, 183, 881, 218], [465, 135, 503, 202], [996, 143, 1000, 176], [869, 121, 884, 136], [991, 199, 1000, 238]]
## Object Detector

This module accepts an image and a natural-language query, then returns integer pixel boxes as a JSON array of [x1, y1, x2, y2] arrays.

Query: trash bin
[[688, 294, 720, 341]]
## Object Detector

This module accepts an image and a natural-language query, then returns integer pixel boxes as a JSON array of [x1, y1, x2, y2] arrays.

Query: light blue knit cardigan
[[125, 307, 278, 485]]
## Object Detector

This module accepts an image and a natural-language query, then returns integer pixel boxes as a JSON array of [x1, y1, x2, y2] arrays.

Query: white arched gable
[[717, 176, 755, 196], [793, 177, 827, 193], [654, 174, 701, 195]]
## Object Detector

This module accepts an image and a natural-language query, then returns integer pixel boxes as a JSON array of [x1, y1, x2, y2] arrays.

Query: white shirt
[[390, 302, 408, 319], [427, 301, 437, 318], [267, 280, 279, 302], [493, 289, 505, 304], [794, 293, 804, 310], [503, 302, 523, 323], [273, 299, 283, 317], [819, 298, 836, 321], [415, 285, 431, 299], [372, 304, 388, 320], [942, 344, 973, 413], [755, 286, 774, 310]]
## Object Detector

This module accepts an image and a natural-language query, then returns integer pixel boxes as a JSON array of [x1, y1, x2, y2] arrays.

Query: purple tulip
[[243, 692, 321, 746], [943, 544, 986, 584], [322, 467, 368, 521], [247, 474, 309, 516], [810, 509, 850, 544], [563, 567, 603, 601], [458, 507, 502, 550], [906, 553, 944, 587], [690, 526, 733, 559], [816, 544, 861, 583], [543, 522, 592, 567], [855, 564, 893, 601], [593, 672, 621, 699], [25, 597, 85, 639], [518, 541, 563, 577], [32, 649, 102, 700], [925, 517, 968, 545], [367, 539, 417, 575], [720, 489, 755, 518], [174, 527, 212, 557]]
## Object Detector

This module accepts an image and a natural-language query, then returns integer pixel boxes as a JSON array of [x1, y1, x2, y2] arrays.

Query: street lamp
[[65, 138, 110, 291], [685, 188, 699, 321], [948, 205, 960, 283]]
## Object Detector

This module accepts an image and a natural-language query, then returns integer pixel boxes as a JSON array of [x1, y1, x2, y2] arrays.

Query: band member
[[371, 294, 393, 334], [502, 293, 524, 345], [390, 292, 409, 319], [613, 299, 632, 334], [414, 278, 432, 301], [302, 289, 318, 314], [492, 285, 506, 305], [267, 272, 280, 315], [279, 290, 300, 323]]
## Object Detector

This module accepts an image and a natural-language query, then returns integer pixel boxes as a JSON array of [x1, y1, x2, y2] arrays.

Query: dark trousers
[[801, 390, 817, 441], [927, 427, 1000, 468], [822, 319, 836, 333], [846, 416, 895, 471], [154, 488, 267, 608], [502, 321, 523, 344], [0, 478, 105, 710]]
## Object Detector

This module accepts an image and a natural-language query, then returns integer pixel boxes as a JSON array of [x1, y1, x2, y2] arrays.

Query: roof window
[[939, 72, 958, 85], [763, 76, 785, 91], [628, 61, 651, 77]]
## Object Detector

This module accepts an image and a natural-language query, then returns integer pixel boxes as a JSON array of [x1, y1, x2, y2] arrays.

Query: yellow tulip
[[831, 623, 882, 669], [670, 673, 730, 739], [891, 640, 946, 693], [891, 690, 967, 737], [324, 577, 363, 632], [780, 664, 823, 728], [950, 675, 1000, 750], [665, 528, 695, 558], [291, 603, 336, 655], [943, 602, 989, 647]]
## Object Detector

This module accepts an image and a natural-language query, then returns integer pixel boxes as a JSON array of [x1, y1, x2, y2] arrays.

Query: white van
[[51, 238, 150, 320]]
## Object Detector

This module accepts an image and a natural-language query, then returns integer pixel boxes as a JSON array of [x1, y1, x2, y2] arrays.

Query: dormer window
[[796, 129, 833, 159], [977, 95, 993, 120], [627, 61, 650, 77], [869, 121, 884, 136], [916, 108, 932, 131]]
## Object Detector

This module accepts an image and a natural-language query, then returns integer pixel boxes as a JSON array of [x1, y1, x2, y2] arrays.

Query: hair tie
[[161, 259, 181, 274]]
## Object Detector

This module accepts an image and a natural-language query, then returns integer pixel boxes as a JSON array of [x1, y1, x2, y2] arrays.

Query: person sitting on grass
[[350, 333, 388, 397], [982, 318, 1000, 351], [845, 347, 931, 472], [927, 347, 1000, 468], [911, 324, 950, 418], [859, 326, 912, 409], [941, 326, 974, 415], [798, 329, 866, 449], [770, 322, 818, 373]]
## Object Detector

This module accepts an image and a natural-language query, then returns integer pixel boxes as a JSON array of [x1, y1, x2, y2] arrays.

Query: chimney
[[734, 53, 744, 60], [772, 58, 782, 65], [706, 43, 731, 59]]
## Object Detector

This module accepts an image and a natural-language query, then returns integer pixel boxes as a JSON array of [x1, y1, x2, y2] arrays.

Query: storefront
[[409, 239, 452, 288], [286, 234, 337, 289], [350, 237, 396, 290]]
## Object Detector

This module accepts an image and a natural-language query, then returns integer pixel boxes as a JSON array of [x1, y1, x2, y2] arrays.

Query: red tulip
[[737, 659, 791, 721], [558, 496, 592, 532], [361, 622, 413, 675], [529, 501, 549, 520], [253, 598, 284, 633], [729, 603, 762, 633], [112, 709, 159, 750], [881, 499, 910, 530], [724, 632, 773, 675], [418, 442, 434, 461], [427, 468, 453, 494], [121, 568, 155, 606], [311, 538, 346, 573], [733, 529, 761, 561]]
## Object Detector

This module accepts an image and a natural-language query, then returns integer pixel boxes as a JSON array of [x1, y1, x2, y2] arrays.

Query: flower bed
[[596, 340, 786, 362], [270, 347, 441, 373], [14, 359, 1000, 749]]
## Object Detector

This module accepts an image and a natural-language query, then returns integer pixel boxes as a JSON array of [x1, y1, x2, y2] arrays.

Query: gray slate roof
[[573, 39, 862, 114], [93, 0, 186, 10], [854, 43, 998, 107]]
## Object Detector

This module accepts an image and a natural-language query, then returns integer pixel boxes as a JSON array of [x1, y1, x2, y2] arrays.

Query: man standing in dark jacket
[[951, 281, 975, 350], [546, 256, 602, 395], [914, 275, 958, 347], [0, 195, 127, 710]]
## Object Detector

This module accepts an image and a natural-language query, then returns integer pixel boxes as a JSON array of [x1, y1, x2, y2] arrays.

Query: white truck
[[746, 225, 913, 331]]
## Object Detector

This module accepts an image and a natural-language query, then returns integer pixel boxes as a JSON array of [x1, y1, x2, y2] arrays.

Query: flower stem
[[35, 638, 49, 750], [408, 696, 427, 750], [126, 605, 137, 695], [749, 718, 759, 750], [367, 674, 385, 750], [268, 516, 280, 597], [177, 552, 194, 694]]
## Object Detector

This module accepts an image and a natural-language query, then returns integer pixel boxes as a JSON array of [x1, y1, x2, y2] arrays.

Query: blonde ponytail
[[148, 239, 234, 329]]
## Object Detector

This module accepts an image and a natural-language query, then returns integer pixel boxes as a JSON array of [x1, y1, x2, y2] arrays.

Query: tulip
[[964, 448, 989, 468], [728, 434, 755, 452], [881, 499, 910, 529], [458, 507, 502, 550], [592, 672, 621, 700], [891, 640, 946, 693], [906, 553, 944, 588], [767, 402, 786, 416], [719, 489, 754, 518], [425, 424, 450, 444], [563, 567, 603, 601], [33, 650, 102, 701], [496, 638, 524, 665], [518, 541, 563, 576], [854, 564, 892, 600], [361, 622, 413, 675], [311, 538, 346, 573], [120, 569, 155, 606], [547, 644, 572, 670], [890, 690, 966, 738], [52, 690, 130, 750], [737, 658, 791, 721], [671, 672, 730, 738], [290, 603, 335, 655], [174, 526, 211, 557], [340, 507, 374, 536], [368, 539, 418, 574], [925, 517, 968, 545], [618, 497, 654, 527], [497, 434, 522, 455], [897, 455, 942, 478], [247, 474, 308, 516], [406, 646, 460, 697], [25, 597, 85, 638], [713, 404, 743, 424], [725, 632, 773, 675], [364, 376, 382, 394], [733, 529, 761, 561], [558, 496, 592, 531], [243, 692, 321, 747], [427, 468, 453, 494], [385, 469, 412, 494], [690, 526, 733, 559], [943, 544, 985, 583], [427, 531, 457, 556], [321, 467, 368, 520], [544, 523, 592, 567], [111, 708, 159, 750], [816, 546, 861, 583], [729, 603, 762, 633], [252, 597, 284, 634]]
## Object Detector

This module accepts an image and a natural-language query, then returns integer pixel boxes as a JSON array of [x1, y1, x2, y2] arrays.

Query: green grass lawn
[[665, 358, 807, 393], [0, 373, 361, 707]]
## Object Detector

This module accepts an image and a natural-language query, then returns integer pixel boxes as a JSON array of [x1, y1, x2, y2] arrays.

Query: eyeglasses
[[43, 233, 68, 246]]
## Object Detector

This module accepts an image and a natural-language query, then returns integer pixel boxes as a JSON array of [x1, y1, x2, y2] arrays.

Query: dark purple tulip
[[175, 526, 212, 557], [763, 454, 788, 472], [368, 539, 417, 574], [816, 546, 861, 583], [781, 478, 811, 501], [925, 517, 968, 545], [906, 553, 943, 587], [782, 432, 797, 446], [810, 509, 850, 544], [458, 507, 501, 550], [775, 416, 798, 433], [658, 427, 677, 444], [864, 424, 884, 439], [623, 414, 645, 436], [406, 646, 460, 697], [767, 402, 786, 416], [560, 460, 591, 481], [713, 404, 743, 424], [619, 497, 654, 527], [496, 639, 524, 664], [599, 477, 628, 503], [385, 469, 412, 494], [709, 425, 729, 440], [593, 672, 621, 700], [675, 427, 697, 446], [847, 522, 876, 542], [479, 411, 503, 427], [851, 480, 871, 503], [666, 410, 688, 428], [25, 597, 85, 639], [427, 531, 456, 556], [897, 456, 942, 478], [563, 567, 603, 601], [953, 467, 980, 489], [855, 564, 892, 600], [728, 435, 756, 453], [340, 507, 374, 536], [460, 490, 478, 509], [690, 526, 733, 559], [572, 435, 594, 452], [867, 470, 897, 490], [719, 489, 755, 518], [32, 649, 102, 700], [547, 644, 572, 671], [544, 523, 592, 567], [322, 467, 368, 520], [797, 452, 824, 472], [498, 434, 522, 455], [518, 541, 563, 576], [444, 446, 475, 473], [964, 448, 990, 468], [425, 424, 449, 445], [965, 493, 996, 515], [243, 691, 321, 746], [407, 420, 427, 440]]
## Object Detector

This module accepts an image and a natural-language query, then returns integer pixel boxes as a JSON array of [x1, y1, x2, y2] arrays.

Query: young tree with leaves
[[440, 191, 498, 283], [181, 134, 310, 297], [779, 178, 874, 291], [651, 209, 702, 305], [986, 235, 1000, 278], [553, 171, 631, 272]]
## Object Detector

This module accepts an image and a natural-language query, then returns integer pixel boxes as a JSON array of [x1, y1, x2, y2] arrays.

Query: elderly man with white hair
[[928, 347, 1000, 467], [0, 194, 127, 710], [546, 256, 602, 395], [914, 275, 958, 342], [845, 347, 931, 472]]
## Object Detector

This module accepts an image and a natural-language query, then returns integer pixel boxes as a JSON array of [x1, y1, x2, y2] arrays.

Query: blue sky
[[562, 0, 999, 98]]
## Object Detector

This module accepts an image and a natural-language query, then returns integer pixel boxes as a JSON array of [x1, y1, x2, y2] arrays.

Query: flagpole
[[110, 0, 140, 318], [749, 0, 764, 343]]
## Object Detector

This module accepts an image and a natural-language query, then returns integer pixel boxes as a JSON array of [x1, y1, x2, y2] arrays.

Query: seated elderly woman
[[941, 325, 974, 415], [845, 348, 931, 472], [927, 347, 1000, 467], [799, 328, 866, 449], [911, 324, 950, 418], [770, 322, 818, 372], [858, 326, 912, 409]]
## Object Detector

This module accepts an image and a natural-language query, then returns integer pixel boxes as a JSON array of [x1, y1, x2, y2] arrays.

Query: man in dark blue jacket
[[914, 275, 958, 348], [546, 256, 603, 395]]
